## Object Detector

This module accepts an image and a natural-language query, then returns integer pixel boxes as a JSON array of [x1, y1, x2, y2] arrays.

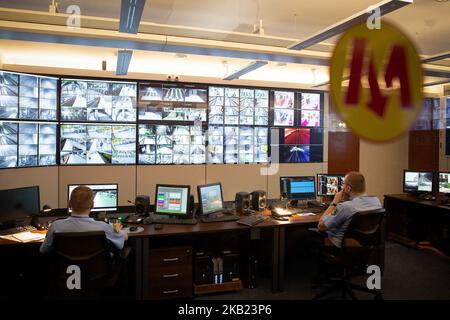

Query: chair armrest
[[119, 245, 132, 260], [308, 227, 327, 238]]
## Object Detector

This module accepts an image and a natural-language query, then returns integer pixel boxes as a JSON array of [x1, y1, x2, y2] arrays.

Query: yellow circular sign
[[330, 22, 423, 142]]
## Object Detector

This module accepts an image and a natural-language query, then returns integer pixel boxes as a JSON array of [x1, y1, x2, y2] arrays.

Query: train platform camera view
[[68, 184, 118, 212], [403, 171, 433, 193], [317, 174, 344, 196], [0, 186, 40, 227], [197, 183, 239, 222], [438, 172, 450, 194]]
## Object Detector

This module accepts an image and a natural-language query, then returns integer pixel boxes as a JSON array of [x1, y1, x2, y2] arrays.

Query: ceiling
[[0, 0, 448, 54]]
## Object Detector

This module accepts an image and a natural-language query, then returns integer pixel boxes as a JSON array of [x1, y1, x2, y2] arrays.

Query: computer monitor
[[68, 184, 118, 212], [438, 172, 450, 194], [403, 171, 433, 193], [0, 186, 40, 224], [197, 182, 224, 215], [317, 174, 344, 196], [155, 184, 190, 216], [280, 176, 316, 200]]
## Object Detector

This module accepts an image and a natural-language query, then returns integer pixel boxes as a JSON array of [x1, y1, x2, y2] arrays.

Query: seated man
[[318, 171, 381, 248], [40, 186, 128, 254]]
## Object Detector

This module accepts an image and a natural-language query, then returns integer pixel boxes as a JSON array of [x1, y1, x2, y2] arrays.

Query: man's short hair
[[345, 172, 366, 194], [70, 186, 93, 213]]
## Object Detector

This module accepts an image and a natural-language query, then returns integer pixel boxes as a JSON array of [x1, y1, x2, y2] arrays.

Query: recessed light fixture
[[276, 62, 287, 67], [175, 53, 188, 58], [434, 0, 448, 2]]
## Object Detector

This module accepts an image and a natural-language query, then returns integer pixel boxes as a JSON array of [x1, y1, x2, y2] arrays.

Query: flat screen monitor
[[403, 171, 433, 193], [155, 184, 190, 216], [0, 186, 40, 223], [317, 174, 345, 196], [68, 184, 118, 212], [438, 172, 450, 194], [197, 182, 224, 215], [280, 176, 316, 200]]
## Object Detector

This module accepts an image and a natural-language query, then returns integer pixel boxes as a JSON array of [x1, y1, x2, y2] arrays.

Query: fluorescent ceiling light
[[116, 49, 133, 75], [423, 79, 450, 87], [288, 0, 412, 51], [119, 0, 146, 34], [422, 52, 450, 64], [223, 61, 268, 80]]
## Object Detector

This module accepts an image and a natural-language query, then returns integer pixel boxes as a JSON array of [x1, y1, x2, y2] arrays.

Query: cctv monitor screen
[[403, 171, 433, 193], [317, 174, 344, 196], [198, 183, 224, 215], [68, 184, 118, 212], [0, 186, 40, 223], [155, 185, 190, 216], [280, 176, 316, 200], [438, 172, 450, 194]]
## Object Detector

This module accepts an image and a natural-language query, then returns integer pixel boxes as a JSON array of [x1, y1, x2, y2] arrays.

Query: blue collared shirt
[[323, 195, 382, 248], [40, 215, 126, 254]]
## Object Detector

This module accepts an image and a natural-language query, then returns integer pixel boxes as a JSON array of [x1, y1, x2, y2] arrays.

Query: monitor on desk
[[197, 182, 224, 216], [68, 184, 118, 212], [0, 186, 40, 225], [317, 174, 344, 196], [438, 172, 450, 194], [403, 171, 433, 193], [280, 176, 316, 200], [155, 184, 190, 216]]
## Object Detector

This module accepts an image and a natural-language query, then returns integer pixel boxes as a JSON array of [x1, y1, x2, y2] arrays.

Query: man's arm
[[39, 224, 55, 254], [318, 190, 344, 232]]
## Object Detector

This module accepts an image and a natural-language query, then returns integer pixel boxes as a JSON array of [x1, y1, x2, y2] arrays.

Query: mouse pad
[[123, 226, 144, 234]]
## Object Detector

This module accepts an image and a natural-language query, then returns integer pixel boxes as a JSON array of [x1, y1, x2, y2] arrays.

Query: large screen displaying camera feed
[[138, 83, 207, 122], [0, 121, 57, 168], [138, 124, 205, 164], [272, 90, 295, 126], [300, 92, 321, 127], [61, 79, 136, 122], [60, 124, 136, 164], [0, 71, 58, 121], [271, 127, 323, 163]]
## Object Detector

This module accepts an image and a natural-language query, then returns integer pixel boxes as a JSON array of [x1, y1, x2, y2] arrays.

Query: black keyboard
[[0, 225, 37, 236], [201, 213, 240, 223], [150, 217, 198, 225], [289, 207, 322, 214], [237, 214, 269, 226]]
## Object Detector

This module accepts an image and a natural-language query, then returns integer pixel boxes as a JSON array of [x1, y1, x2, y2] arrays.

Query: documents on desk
[[290, 213, 316, 221], [0, 231, 46, 243]]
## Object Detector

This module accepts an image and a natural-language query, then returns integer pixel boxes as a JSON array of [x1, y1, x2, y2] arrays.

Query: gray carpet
[[197, 241, 450, 300]]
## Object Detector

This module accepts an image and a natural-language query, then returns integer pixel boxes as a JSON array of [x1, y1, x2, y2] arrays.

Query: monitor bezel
[[403, 170, 434, 194], [0, 185, 40, 222], [67, 183, 119, 212], [316, 173, 345, 197], [438, 171, 450, 194], [154, 184, 191, 217], [197, 182, 224, 216], [279, 176, 316, 200]]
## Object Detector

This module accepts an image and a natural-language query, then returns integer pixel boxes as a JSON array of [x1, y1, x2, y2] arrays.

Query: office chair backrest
[[53, 231, 114, 295], [342, 208, 386, 257]]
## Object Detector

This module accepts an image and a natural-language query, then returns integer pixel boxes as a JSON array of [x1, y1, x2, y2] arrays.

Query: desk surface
[[385, 194, 450, 211], [0, 213, 320, 246]]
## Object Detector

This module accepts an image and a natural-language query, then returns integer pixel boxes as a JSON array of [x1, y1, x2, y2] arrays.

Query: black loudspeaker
[[222, 251, 240, 282], [235, 192, 250, 214], [194, 252, 213, 285], [188, 194, 195, 215], [135, 195, 150, 215], [251, 190, 267, 211]]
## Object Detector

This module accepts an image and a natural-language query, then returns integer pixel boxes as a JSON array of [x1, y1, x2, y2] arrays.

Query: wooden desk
[[384, 194, 450, 255]]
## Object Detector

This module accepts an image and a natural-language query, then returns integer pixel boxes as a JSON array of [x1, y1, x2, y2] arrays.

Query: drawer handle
[[163, 273, 179, 279], [163, 289, 179, 294], [163, 257, 179, 262]]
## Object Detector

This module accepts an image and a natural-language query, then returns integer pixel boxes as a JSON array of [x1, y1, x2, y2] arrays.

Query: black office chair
[[48, 231, 131, 299], [312, 208, 386, 300]]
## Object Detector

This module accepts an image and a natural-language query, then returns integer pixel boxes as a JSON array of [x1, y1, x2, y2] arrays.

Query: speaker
[[194, 252, 213, 285], [251, 190, 267, 211], [135, 195, 150, 215], [188, 194, 195, 215], [222, 251, 240, 282], [235, 192, 250, 214]]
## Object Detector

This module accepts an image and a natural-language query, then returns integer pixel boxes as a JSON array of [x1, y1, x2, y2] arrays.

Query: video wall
[[0, 70, 325, 169]]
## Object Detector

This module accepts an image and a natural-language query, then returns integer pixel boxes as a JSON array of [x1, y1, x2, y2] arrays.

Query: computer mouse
[[129, 226, 137, 232], [154, 224, 163, 230]]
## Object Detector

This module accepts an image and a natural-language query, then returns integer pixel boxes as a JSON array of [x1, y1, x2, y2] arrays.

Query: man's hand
[[112, 223, 122, 233], [333, 190, 345, 204]]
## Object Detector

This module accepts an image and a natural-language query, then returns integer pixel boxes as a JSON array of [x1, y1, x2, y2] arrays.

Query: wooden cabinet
[[147, 245, 193, 299]]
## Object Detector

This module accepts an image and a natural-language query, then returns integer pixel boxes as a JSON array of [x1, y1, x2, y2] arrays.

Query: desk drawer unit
[[148, 246, 193, 299]]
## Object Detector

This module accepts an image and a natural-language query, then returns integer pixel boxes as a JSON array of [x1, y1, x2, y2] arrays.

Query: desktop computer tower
[[222, 251, 240, 282], [135, 195, 150, 215], [235, 192, 250, 214], [243, 255, 258, 289], [251, 190, 267, 211], [194, 252, 213, 285]]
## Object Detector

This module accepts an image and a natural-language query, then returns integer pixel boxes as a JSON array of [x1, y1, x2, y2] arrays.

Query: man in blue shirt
[[318, 172, 381, 248], [40, 186, 128, 254]]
